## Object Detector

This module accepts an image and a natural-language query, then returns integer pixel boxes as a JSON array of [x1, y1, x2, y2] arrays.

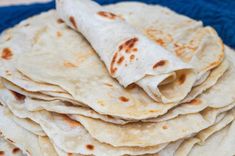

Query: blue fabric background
[[0, 0, 235, 48]]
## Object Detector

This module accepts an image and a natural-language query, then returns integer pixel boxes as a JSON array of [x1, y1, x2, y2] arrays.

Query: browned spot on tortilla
[[56, 31, 62, 37], [189, 99, 201, 105], [63, 61, 76, 68], [178, 74, 186, 85], [111, 38, 139, 74], [119, 45, 123, 51], [7, 138, 14, 143], [124, 38, 138, 53], [126, 84, 137, 90], [130, 55, 135, 61], [97, 11, 118, 20], [86, 144, 94, 150], [119, 96, 129, 102], [1, 48, 13, 60], [107, 115, 114, 119], [156, 39, 165, 46], [118, 38, 139, 53], [62, 115, 81, 128], [24, 23, 30, 27], [145, 28, 173, 48], [0, 151, 4, 156], [57, 18, 65, 24], [162, 125, 168, 129], [117, 56, 125, 64], [12, 148, 20, 154], [149, 110, 158, 113], [110, 52, 118, 75], [67, 153, 73, 156], [10, 91, 26, 102], [153, 60, 167, 69], [133, 48, 138, 52], [104, 83, 113, 87], [69, 16, 77, 29], [174, 43, 185, 57]]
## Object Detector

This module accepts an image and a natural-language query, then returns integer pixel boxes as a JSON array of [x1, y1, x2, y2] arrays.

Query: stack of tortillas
[[0, 0, 234, 155]]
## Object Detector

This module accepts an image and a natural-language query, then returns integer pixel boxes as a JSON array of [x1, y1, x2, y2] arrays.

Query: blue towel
[[1, 0, 235, 48]]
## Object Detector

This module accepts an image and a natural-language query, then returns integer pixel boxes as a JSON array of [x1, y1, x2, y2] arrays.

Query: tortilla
[[13, 9, 226, 120], [1, 78, 86, 107], [0, 136, 25, 156], [11, 115, 45, 136], [157, 140, 184, 156], [0, 0, 226, 121], [189, 119, 235, 156], [0, 1, 233, 156], [13, 46, 233, 125], [175, 109, 235, 156], [33, 111, 168, 156], [13, 11, 179, 120], [76, 102, 235, 147], [56, 0, 194, 103], [0, 106, 42, 155], [38, 136, 58, 156], [146, 50, 232, 122], [0, 85, 169, 156], [56, 0, 224, 103]]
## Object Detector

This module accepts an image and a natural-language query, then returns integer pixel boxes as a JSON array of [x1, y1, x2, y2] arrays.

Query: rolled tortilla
[[56, 0, 196, 103]]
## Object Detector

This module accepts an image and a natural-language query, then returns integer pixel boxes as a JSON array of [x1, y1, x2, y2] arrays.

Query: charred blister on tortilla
[[97, 11, 124, 20], [119, 96, 129, 102], [1, 48, 13, 60], [86, 144, 95, 151], [145, 28, 173, 48], [152, 60, 168, 69], [69, 16, 78, 29], [178, 73, 186, 85], [110, 37, 139, 75], [189, 99, 202, 105], [10, 90, 26, 102], [57, 18, 65, 24], [12, 148, 20, 154]]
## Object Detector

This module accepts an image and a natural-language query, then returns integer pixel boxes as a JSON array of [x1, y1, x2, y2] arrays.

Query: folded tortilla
[[56, 0, 200, 103], [10, 9, 225, 120]]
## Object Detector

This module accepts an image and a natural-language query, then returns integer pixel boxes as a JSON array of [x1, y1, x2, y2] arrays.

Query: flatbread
[[76, 102, 235, 147], [189, 120, 235, 156], [11, 115, 45, 136], [56, 0, 223, 103], [13, 9, 225, 120], [175, 109, 235, 156], [0, 106, 43, 155], [38, 136, 58, 156], [0, 136, 25, 156], [0, 2, 225, 120], [0, 85, 169, 156], [12, 11, 178, 120]]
